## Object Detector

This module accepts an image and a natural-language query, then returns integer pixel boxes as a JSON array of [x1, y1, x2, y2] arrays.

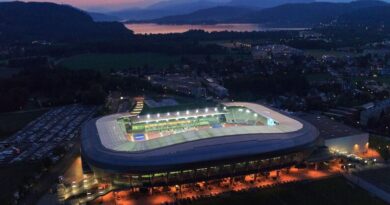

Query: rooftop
[[95, 102, 304, 152], [298, 113, 365, 139], [81, 102, 319, 172]]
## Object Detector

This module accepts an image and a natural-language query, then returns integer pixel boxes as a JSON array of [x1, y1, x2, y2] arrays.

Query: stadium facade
[[81, 102, 320, 187]]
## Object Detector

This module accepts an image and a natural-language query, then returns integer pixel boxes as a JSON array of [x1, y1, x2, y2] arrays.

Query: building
[[363, 48, 390, 60], [148, 74, 206, 97], [299, 31, 323, 40], [299, 113, 369, 154], [379, 67, 390, 76], [252, 44, 304, 61], [81, 102, 320, 188], [204, 78, 229, 98], [360, 99, 390, 126]]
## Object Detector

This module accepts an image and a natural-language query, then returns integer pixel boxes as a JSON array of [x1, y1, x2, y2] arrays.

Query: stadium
[[81, 102, 320, 187]]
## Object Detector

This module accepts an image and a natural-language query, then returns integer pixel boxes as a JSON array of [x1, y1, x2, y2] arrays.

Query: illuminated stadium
[[81, 102, 320, 187]]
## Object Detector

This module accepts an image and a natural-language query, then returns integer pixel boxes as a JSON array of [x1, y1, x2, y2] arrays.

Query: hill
[[147, 0, 389, 27], [243, 0, 389, 27], [89, 12, 119, 22], [0, 2, 132, 44], [228, 0, 315, 8], [149, 6, 257, 24], [336, 5, 390, 26], [109, 0, 221, 21], [109, 0, 318, 21]]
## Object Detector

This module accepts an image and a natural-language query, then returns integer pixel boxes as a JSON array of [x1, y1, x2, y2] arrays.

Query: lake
[[125, 23, 306, 34]]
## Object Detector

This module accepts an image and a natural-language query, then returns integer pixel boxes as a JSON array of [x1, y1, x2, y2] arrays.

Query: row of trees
[[224, 71, 309, 101], [0, 67, 151, 113]]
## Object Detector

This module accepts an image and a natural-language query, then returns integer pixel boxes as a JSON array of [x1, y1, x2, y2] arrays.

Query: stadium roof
[[81, 102, 319, 173], [130, 107, 226, 124]]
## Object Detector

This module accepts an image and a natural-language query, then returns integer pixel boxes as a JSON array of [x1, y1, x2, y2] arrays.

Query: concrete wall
[[325, 133, 369, 154]]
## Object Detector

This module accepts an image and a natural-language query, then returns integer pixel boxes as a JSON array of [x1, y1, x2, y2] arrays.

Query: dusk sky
[[0, 0, 381, 11], [0, 0, 162, 11]]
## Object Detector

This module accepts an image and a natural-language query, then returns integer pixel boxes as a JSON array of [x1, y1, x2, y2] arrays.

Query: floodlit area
[[93, 102, 306, 152], [81, 101, 317, 179], [120, 106, 267, 142]]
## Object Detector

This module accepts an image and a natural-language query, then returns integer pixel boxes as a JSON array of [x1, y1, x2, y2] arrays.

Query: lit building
[[298, 113, 369, 154], [81, 102, 321, 187]]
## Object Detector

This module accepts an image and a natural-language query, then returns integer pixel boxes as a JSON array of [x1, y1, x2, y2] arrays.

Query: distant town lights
[[186, 110, 189, 115], [147, 114, 150, 119], [205, 108, 209, 113], [196, 109, 199, 113]]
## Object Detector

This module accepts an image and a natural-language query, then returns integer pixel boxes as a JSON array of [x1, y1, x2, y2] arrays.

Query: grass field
[[192, 177, 386, 205], [58, 53, 181, 72], [0, 108, 49, 139]]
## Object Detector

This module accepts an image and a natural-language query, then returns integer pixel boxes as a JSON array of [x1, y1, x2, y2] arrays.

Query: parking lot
[[0, 104, 96, 164]]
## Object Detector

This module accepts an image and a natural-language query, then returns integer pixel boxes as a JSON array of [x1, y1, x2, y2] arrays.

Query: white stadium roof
[[94, 102, 304, 152], [81, 102, 318, 172]]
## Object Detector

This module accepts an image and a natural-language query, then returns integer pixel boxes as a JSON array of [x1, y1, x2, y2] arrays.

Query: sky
[[0, 0, 161, 11], [0, 0, 385, 12]]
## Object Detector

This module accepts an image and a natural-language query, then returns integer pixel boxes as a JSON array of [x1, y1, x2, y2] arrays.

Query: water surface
[[125, 23, 306, 34]]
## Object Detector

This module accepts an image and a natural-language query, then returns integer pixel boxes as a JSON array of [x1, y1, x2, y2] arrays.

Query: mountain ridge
[[147, 6, 258, 24], [0, 2, 132, 43], [142, 0, 389, 27]]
